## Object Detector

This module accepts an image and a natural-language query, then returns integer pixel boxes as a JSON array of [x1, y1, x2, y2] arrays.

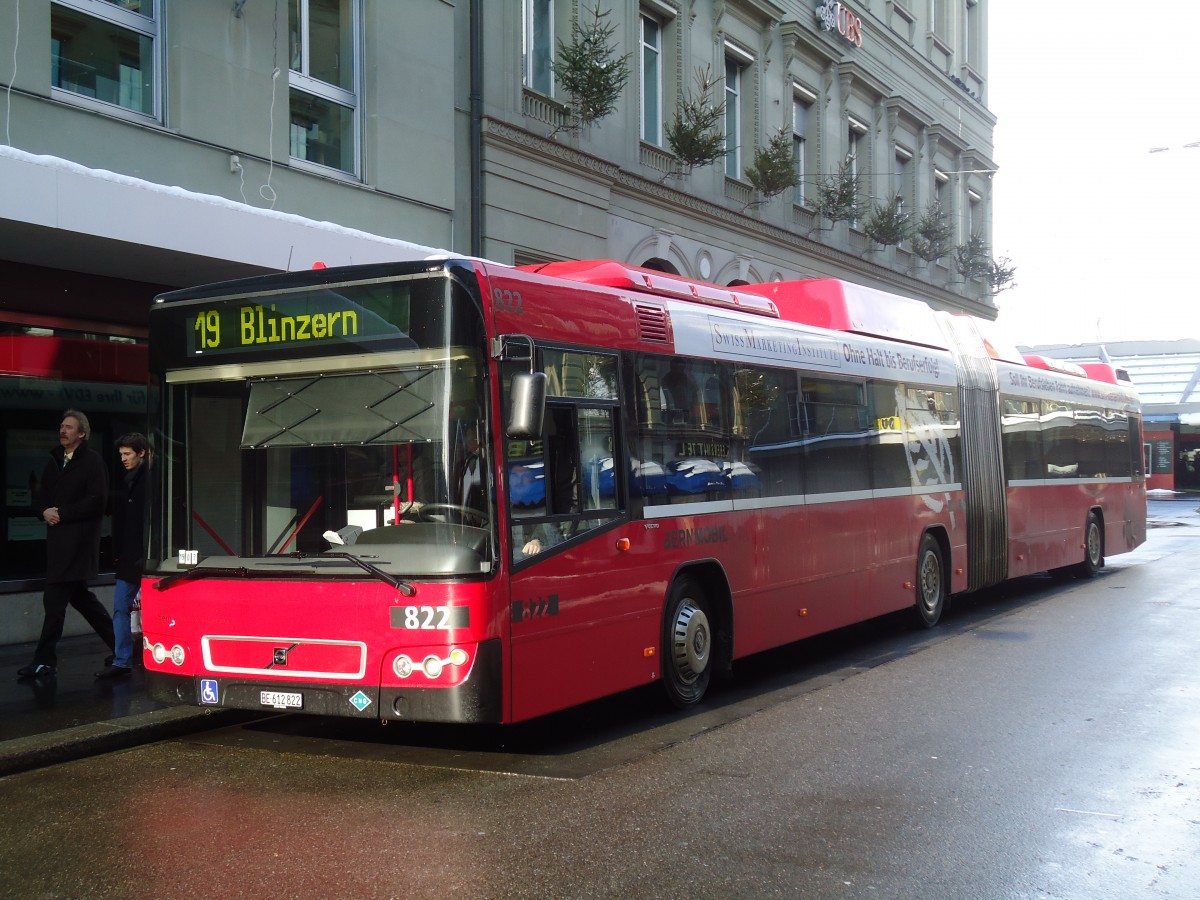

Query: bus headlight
[[392, 648, 469, 680], [147, 641, 186, 667]]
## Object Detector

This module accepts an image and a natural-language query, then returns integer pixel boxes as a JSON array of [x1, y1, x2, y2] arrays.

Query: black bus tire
[[1072, 512, 1104, 578], [912, 534, 946, 629], [662, 575, 713, 708]]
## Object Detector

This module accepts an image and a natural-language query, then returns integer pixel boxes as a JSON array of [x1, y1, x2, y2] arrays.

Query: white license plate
[[260, 690, 302, 709]]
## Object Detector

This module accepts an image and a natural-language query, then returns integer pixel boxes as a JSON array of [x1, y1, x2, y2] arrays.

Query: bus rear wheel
[[1072, 512, 1104, 578], [912, 534, 946, 629], [662, 576, 713, 708]]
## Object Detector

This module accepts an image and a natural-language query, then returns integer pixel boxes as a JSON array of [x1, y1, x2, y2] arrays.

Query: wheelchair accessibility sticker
[[200, 679, 219, 704]]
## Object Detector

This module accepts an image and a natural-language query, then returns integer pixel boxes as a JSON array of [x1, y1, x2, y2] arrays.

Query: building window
[[0, 328, 149, 584], [640, 13, 663, 145], [934, 168, 949, 210], [792, 93, 812, 206], [524, 0, 554, 96], [930, 0, 948, 39], [968, 189, 981, 237], [288, 0, 359, 176], [724, 57, 743, 179], [847, 121, 863, 178], [50, 0, 158, 118], [965, 0, 981, 68], [848, 117, 867, 226], [894, 147, 912, 209]]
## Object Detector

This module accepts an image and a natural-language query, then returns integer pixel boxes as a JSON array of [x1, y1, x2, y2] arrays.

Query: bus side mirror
[[507, 371, 547, 440]]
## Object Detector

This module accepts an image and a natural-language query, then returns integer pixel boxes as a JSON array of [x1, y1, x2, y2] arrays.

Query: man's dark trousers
[[34, 581, 115, 667]]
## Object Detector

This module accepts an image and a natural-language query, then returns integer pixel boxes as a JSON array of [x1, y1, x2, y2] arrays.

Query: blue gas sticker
[[200, 679, 219, 704], [349, 690, 372, 711]]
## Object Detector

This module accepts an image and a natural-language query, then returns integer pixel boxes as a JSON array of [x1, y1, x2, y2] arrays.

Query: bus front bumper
[[146, 639, 503, 724]]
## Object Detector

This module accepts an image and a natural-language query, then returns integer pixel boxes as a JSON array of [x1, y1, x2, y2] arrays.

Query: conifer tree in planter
[[863, 194, 910, 248], [954, 233, 991, 281], [742, 128, 799, 209], [911, 201, 952, 263], [665, 66, 728, 175], [987, 255, 1017, 294], [812, 160, 865, 229], [954, 235, 1018, 295], [551, 5, 630, 135]]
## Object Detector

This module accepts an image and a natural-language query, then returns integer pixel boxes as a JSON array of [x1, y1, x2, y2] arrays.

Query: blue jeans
[[112, 579, 139, 669]]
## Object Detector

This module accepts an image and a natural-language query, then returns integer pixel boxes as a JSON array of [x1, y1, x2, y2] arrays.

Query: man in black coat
[[18, 409, 114, 678]]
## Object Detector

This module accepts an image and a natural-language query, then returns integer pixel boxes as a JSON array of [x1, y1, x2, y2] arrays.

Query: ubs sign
[[815, 0, 864, 48]]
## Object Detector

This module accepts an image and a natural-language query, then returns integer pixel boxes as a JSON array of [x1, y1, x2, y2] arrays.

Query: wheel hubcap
[[919, 551, 941, 614], [671, 603, 710, 685]]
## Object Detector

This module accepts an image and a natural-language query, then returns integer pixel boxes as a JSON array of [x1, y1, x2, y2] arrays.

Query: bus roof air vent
[[520, 260, 779, 318], [635, 303, 670, 343], [1078, 362, 1125, 385], [738, 278, 949, 350], [1023, 354, 1088, 378]]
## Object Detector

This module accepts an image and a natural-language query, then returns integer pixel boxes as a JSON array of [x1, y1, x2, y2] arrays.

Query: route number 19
[[194, 310, 221, 349]]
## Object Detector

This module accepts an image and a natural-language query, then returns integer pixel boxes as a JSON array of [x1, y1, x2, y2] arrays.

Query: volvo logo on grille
[[273, 647, 290, 666]]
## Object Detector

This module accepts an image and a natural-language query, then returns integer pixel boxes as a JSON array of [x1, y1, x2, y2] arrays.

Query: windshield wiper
[[153, 553, 416, 596], [286, 551, 416, 596], [153, 566, 252, 592]]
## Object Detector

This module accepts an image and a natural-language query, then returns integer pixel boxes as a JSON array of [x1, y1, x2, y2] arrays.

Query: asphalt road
[[1, 523, 1197, 899]]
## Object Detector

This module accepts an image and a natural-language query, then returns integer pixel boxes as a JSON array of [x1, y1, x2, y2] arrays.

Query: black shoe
[[104, 655, 114, 667], [94, 664, 133, 680], [18, 663, 57, 679]]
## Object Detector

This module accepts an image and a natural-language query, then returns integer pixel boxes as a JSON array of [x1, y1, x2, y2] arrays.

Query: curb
[[0, 706, 262, 778]]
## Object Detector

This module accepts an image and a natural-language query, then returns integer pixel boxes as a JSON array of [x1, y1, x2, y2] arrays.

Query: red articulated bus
[[141, 258, 1146, 723]]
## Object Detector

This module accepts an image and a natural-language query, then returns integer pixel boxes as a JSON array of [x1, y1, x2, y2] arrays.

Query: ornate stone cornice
[[482, 117, 621, 181]]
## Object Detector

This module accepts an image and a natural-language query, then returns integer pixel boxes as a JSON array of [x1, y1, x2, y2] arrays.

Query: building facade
[[486, 0, 994, 308], [0, 0, 994, 638]]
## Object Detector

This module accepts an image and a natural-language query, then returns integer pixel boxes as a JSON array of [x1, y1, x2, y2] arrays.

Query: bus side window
[[736, 365, 800, 499], [802, 376, 871, 494], [509, 401, 620, 562], [1002, 397, 1043, 482], [1042, 401, 1077, 477], [661, 358, 698, 425], [546, 407, 580, 515], [869, 380, 908, 491]]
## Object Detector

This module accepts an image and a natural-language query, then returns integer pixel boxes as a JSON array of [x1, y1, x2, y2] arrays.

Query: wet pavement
[[0, 634, 250, 776], [1, 495, 1196, 778]]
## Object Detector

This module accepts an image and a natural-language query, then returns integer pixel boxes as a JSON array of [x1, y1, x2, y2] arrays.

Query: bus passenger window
[[1042, 401, 1077, 477], [662, 359, 698, 425], [736, 366, 800, 499], [801, 377, 870, 494]]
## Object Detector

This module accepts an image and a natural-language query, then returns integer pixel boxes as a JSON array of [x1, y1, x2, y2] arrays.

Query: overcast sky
[[987, 4, 1200, 348]]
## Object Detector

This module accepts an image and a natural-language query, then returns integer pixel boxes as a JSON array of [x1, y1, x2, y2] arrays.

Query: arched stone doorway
[[639, 257, 680, 275]]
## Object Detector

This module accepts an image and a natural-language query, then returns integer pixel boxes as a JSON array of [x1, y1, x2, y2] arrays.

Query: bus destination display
[[184, 293, 408, 359]]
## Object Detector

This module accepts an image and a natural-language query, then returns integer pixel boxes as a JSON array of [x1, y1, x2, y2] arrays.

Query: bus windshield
[[147, 267, 494, 579]]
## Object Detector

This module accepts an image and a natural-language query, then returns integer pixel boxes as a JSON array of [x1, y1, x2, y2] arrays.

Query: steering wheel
[[416, 503, 489, 526]]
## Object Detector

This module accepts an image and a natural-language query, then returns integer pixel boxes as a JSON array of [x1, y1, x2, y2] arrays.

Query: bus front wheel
[[662, 576, 713, 708], [912, 534, 946, 629]]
